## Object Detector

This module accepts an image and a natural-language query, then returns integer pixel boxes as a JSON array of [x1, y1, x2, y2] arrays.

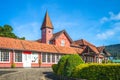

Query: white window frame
[[47, 53, 51, 63], [61, 40, 65, 46], [42, 53, 47, 63], [41, 53, 62, 64], [52, 54, 56, 63], [14, 51, 22, 63], [31, 52, 38, 63], [55, 54, 62, 64], [0, 50, 10, 63]]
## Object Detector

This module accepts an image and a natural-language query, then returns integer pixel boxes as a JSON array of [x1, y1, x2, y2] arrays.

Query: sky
[[0, 0, 120, 46]]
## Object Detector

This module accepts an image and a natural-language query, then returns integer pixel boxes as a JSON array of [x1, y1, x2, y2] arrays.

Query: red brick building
[[0, 11, 110, 68]]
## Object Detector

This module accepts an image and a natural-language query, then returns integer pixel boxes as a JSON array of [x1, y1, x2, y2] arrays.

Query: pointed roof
[[41, 11, 53, 29]]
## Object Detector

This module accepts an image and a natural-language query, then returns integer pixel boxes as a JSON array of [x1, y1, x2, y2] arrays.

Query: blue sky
[[0, 0, 120, 46]]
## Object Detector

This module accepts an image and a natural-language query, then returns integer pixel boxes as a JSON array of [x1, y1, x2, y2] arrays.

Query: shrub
[[64, 54, 84, 77], [52, 54, 85, 77], [57, 55, 70, 76], [52, 64, 58, 74], [11, 63, 16, 68], [72, 64, 120, 80]]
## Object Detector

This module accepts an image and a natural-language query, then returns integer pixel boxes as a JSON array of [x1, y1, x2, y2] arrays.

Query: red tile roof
[[72, 39, 99, 54], [0, 37, 83, 54], [41, 11, 53, 29], [73, 39, 95, 47]]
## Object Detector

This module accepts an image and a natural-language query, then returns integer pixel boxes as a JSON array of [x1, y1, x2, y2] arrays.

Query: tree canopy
[[0, 24, 25, 40]]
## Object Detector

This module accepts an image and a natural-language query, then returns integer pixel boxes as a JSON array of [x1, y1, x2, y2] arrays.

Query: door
[[23, 53, 31, 67]]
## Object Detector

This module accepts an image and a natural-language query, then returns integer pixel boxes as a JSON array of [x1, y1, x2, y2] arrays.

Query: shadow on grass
[[0, 71, 16, 76]]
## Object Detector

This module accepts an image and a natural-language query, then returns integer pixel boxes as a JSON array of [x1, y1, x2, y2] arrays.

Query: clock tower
[[41, 11, 54, 44]]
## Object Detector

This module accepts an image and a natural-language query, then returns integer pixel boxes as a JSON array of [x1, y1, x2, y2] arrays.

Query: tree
[[0, 24, 25, 40]]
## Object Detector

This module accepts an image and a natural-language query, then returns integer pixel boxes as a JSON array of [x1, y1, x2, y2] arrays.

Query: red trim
[[23, 51, 31, 54]]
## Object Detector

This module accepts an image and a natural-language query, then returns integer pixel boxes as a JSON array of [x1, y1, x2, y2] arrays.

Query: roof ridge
[[53, 30, 64, 34]]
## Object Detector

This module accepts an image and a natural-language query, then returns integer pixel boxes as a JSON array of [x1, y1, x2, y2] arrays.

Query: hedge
[[72, 64, 120, 80]]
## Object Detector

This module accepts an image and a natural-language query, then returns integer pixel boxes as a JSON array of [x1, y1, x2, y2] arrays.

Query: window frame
[[0, 49, 10, 63], [14, 51, 22, 63], [42, 53, 47, 63], [52, 54, 56, 63], [61, 40, 65, 46], [47, 53, 51, 63], [31, 52, 38, 63]]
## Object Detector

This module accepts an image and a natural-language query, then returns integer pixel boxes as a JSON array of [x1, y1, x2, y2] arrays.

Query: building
[[0, 11, 110, 68]]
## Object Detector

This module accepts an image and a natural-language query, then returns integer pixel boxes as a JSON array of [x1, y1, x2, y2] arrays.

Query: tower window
[[49, 30, 51, 33], [61, 40, 65, 46]]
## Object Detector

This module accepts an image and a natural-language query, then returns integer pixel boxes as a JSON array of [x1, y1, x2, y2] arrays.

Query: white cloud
[[109, 12, 120, 20], [100, 12, 120, 23], [96, 22, 120, 40], [97, 30, 114, 40], [100, 17, 108, 23], [98, 12, 120, 40]]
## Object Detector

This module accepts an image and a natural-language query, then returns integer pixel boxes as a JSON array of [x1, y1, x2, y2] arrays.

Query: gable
[[55, 32, 71, 47], [81, 46, 99, 55]]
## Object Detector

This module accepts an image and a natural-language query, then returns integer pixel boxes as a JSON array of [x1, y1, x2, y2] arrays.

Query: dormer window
[[61, 40, 65, 46]]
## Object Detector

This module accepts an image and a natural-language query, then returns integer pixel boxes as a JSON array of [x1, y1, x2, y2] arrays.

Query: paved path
[[0, 68, 57, 80]]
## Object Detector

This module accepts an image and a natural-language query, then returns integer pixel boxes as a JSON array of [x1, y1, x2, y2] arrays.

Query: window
[[56, 55, 61, 63], [15, 51, 22, 62], [31, 53, 38, 63], [42, 53, 46, 62], [61, 40, 65, 46], [47, 54, 51, 63], [52, 54, 55, 63], [0, 50, 9, 62], [56, 55, 59, 63], [48, 30, 51, 33]]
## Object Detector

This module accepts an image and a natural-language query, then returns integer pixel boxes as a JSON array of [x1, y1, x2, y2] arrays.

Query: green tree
[[0, 24, 25, 40]]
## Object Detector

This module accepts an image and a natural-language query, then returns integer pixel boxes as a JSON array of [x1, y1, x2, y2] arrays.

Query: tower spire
[[41, 11, 53, 30]]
